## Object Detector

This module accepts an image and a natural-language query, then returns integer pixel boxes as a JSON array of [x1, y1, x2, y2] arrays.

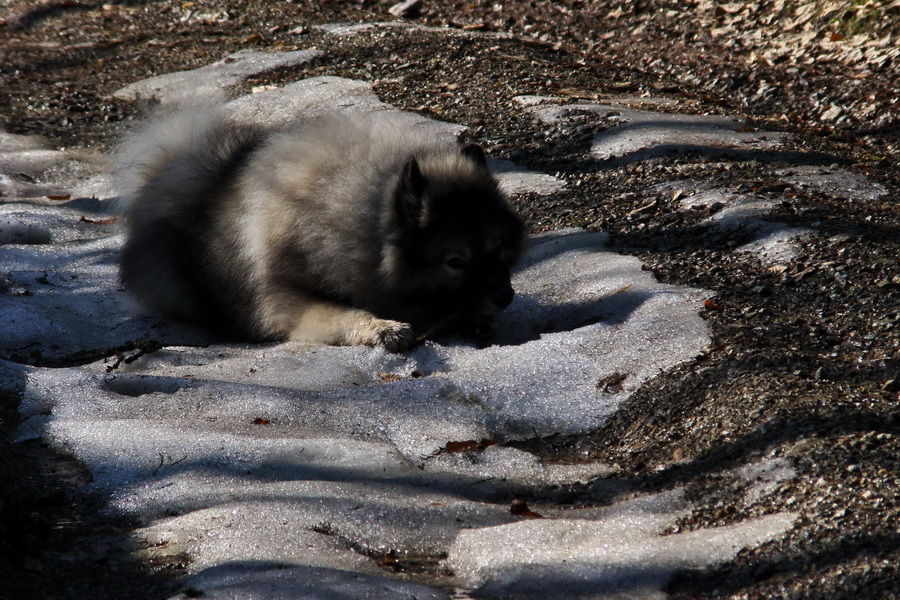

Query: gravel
[[1, 2, 898, 599]]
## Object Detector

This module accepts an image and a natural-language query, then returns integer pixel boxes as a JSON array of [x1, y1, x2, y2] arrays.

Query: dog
[[115, 108, 524, 351]]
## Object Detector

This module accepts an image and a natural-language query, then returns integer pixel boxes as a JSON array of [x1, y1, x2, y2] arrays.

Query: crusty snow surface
[[0, 41, 803, 599]]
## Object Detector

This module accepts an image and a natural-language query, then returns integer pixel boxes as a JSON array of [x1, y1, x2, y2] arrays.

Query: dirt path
[[1, 2, 898, 599]]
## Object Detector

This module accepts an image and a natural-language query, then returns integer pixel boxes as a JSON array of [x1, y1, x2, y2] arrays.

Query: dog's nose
[[490, 285, 514, 309]]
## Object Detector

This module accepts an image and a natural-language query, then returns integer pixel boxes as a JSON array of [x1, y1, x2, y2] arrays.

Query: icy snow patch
[[8, 224, 716, 598], [652, 181, 812, 265], [112, 49, 322, 104], [1, 131, 107, 200], [734, 458, 797, 505], [171, 565, 451, 600], [2, 47, 806, 599], [513, 96, 787, 163], [490, 158, 567, 195], [449, 489, 797, 599], [778, 165, 889, 201], [313, 21, 514, 40], [15, 230, 710, 459], [226, 75, 467, 140]]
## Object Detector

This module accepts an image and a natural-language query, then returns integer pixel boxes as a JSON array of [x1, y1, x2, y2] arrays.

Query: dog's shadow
[[497, 287, 654, 346], [429, 287, 653, 351]]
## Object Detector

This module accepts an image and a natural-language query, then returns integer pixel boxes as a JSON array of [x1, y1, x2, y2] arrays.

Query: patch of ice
[[172, 565, 450, 600], [778, 165, 889, 201], [734, 457, 797, 505], [736, 225, 812, 264], [490, 159, 566, 195], [512, 97, 787, 163], [1, 131, 106, 199], [313, 21, 513, 40], [3, 47, 814, 600], [226, 75, 467, 140], [449, 488, 797, 599], [0, 233, 211, 364], [652, 182, 812, 265], [589, 109, 786, 163], [112, 49, 322, 104]]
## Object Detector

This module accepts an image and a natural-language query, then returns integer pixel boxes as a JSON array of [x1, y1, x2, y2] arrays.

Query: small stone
[[388, 0, 423, 18], [821, 105, 843, 121]]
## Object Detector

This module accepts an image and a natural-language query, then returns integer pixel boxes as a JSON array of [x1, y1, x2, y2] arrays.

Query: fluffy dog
[[116, 109, 524, 351]]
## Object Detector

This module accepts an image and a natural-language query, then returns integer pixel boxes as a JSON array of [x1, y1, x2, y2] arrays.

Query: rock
[[387, 0, 424, 18]]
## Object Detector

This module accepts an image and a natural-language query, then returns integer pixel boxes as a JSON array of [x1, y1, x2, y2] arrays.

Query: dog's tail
[[112, 105, 263, 213]]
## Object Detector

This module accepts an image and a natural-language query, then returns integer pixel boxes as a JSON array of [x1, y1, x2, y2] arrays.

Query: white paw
[[370, 319, 416, 352]]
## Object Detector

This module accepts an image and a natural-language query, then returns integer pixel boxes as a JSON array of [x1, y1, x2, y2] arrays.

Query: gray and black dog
[[116, 108, 524, 351]]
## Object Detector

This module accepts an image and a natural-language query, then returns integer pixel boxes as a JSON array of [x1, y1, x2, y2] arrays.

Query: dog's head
[[383, 143, 524, 337]]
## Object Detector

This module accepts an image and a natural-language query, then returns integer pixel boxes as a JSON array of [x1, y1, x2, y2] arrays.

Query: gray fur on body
[[116, 108, 523, 350]]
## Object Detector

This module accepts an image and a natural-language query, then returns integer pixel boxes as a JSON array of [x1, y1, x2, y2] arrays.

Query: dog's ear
[[461, 143, 488, 168], [396, 156, 428, 227]]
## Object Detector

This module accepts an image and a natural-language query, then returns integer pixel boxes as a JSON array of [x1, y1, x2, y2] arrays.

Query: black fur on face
[[386, 153, 524, 332]]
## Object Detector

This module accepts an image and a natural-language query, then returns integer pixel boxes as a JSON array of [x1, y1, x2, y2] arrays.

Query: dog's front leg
[[258, 288, 415, 351]]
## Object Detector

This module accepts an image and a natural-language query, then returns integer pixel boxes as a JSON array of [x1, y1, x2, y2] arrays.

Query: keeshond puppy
[[116, 108, 524, 351]]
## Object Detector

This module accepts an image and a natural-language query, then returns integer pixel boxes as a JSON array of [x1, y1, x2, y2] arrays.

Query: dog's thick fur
[[116, 109, 524, 351]]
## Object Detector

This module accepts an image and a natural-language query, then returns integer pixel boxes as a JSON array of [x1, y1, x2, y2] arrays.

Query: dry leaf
[[510, 499, 543, 519], [445, 439, 496, 453], [704, 299, 724, 312], [597, 372, 627, 393], [377, 371, 404, 382], [79, 216, 119, 225]]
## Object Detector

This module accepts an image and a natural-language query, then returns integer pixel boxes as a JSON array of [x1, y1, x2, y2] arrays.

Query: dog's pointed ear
[[461, 143, 488, 168], [396, 156, 428, 227]]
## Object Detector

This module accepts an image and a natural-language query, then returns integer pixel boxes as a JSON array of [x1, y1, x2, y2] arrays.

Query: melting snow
[[0, 44, 804, 600]]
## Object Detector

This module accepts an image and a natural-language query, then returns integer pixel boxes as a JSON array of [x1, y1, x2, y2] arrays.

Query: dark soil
[[1, 1, 898, 599]]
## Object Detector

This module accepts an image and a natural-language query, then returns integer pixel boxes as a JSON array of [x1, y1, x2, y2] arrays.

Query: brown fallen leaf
[[381, 554, 399, 567], [377, 371, 404, 382], [79, 215, 119, 225], [510, 499, 543, 519], [252, 418, 270, 425], [704, 299, 724, 312], [445, 439, 497, 453], [597, 372, 627, 394], [626, 198, 660, 217]]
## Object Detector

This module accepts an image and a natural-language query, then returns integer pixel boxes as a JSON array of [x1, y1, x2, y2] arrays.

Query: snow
[[450, 490, 797, 599], [0, 44, 804, 600], [112, 49, 323, 104], [510, 95, 814, 265], [513, 95, 788, 163], [778, 165, 889, 201]]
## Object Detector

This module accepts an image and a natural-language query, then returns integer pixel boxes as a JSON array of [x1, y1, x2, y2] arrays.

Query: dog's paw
[[370, 319, 416, 352]]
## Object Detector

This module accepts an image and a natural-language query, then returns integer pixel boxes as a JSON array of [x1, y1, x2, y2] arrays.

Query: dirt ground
[[1, 1, 898, 599]]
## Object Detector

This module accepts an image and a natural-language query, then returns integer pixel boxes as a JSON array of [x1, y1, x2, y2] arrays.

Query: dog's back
[[116, 108, 267, 335], [116, 108, 523, 347]]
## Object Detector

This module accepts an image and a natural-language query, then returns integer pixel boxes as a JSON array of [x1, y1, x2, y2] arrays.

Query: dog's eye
[[445, 257, 468, 271]]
